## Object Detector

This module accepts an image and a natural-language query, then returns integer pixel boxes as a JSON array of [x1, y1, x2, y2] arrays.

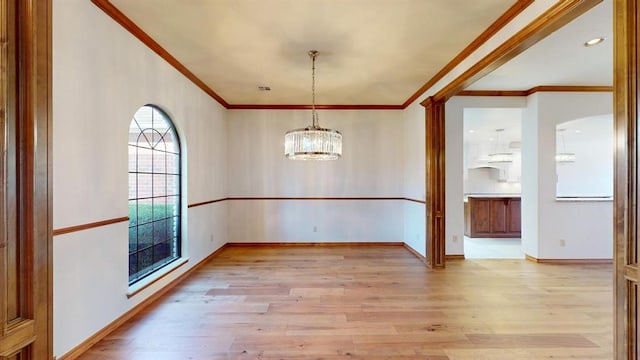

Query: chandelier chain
[[310, 50, 318, 128]]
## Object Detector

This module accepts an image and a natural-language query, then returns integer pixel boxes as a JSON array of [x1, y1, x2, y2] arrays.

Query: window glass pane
[[167, 153, 179, 174], [128, 148, 137, 172], [153, 219, 169, 244], [153, 174, 167, 197], [164, 130, 179, 154], [128, 105, 181, 285], [153, 197, 167, 221], [137, 173, 153, 199], [153, 242, 170, 264], [129, 253, 138, 277], [136, 146, 153, 172], [128, 226, 137, 253], [152, 150, 167, 173], [167, 196, 180, 217], [137, 223, 153, 251], [138, 247, 154, 274], [128, 200, 138, 226], [137, 198, 153, 225], [128, 173, 137, 200], [167, 175, 180, 196]]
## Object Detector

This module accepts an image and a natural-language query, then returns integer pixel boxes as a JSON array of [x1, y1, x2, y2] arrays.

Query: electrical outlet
[[559, 239, 566, 247], [313, 226, 318, 232], [453, 235, 458, 243]]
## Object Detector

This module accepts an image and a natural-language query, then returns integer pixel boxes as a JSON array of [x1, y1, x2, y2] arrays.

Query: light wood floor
[[78, 245, 613, 359]]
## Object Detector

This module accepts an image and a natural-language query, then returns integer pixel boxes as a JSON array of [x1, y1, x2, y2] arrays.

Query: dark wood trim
[[190, 197, 417, 208], [90, 0, 532, 111], [126, 259, 189, 298], [456, 90, 529, 97], [187, 198, 227, 208], [435, 0, 603, 101], [227, 242, 404, 247], [228, 197, 406, 201], [89, 0, 230, 108], [526, 85, 613, 94], [613, 0, 637, 358], [525, 254, 612, 264], [57, 244, 230, 360], [424, 0, 603, 272], [404, 198, 426, 204], [403, 243, 427, 264], [402, 0, 534, 108], [0, 0, 53, 357], [457, 86, 613, 97], [52, 217, 129, 236], [445, 254, 465, 261], [422, 97, 446, 269], [227, 104, 403, 110]]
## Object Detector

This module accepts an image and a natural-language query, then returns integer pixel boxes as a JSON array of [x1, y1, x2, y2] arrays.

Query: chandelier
[[284, 51, 342, 160], [555, 128, 576, 163], [487, 129, 513, 164]]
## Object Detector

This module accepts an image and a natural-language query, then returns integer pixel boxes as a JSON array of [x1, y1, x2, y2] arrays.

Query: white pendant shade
[[555, 152, 576, 162], [487, 152, 514, 163]]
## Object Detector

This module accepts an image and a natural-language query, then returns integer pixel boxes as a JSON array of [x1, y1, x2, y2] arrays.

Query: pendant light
[[284, 51, 342, 160], [555, 129, 576, 163], [487, 129, 513, 164]]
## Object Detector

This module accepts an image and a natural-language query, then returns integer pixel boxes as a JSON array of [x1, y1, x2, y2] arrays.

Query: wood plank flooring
[[78, 245, 613, 359]]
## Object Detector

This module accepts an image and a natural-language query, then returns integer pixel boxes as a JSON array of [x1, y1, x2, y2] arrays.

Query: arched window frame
[[128, 105, 182, 285]]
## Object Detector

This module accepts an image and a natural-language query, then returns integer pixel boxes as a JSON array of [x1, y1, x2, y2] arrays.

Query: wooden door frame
[[424, 0, 637, 356], [614, 0, 638, 357], [0, 0, 52, 358], [422, 0, 602, 266]]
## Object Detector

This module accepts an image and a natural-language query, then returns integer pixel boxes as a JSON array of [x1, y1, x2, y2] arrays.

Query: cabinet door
[[507, 199, 521, 233], [470, 199, 491, 234], [490, 198, 508, 234]]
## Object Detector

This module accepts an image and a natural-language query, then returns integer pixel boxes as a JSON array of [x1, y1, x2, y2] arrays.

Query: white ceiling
[[108, 0, 516, 105], [463, 108, 522, 147], [467, 0, 612, 91], [463, 0, 612, 150]]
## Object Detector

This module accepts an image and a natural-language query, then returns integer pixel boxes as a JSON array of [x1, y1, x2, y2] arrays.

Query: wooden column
[[0, 0, 52, 358], [614, 0, 640, 357], [422, 97, 445, 268]]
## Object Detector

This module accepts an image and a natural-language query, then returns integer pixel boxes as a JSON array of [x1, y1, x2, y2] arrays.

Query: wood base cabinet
[[464, 197, 521, 238]]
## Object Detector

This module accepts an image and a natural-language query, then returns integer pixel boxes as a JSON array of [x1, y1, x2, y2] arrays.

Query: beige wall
[[227, 109, 404, 243], [53, 0, 228, 356]]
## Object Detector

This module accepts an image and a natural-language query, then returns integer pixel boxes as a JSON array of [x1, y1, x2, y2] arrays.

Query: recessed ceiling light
[[468, 130, 475, 133], [575, 129, 581, 133], [584, 37, 605, 47], [489, 137, 495, 141]]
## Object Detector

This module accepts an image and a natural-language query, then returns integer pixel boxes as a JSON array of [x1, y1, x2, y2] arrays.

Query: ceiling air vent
[[258, 86, 271, 91]]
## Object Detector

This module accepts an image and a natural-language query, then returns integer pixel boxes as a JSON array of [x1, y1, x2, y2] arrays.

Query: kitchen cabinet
[[464, 197, 521, 238]]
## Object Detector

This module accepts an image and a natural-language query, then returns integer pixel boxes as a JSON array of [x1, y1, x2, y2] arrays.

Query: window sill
[[126, 257, 189, 298]]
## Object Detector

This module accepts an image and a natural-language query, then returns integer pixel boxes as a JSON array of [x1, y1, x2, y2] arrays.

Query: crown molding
[[226, 104, 403, 110], [525, 85, 613, 95], [456, 90, 528, 97], [402, 0, 534, 108], [90, 0, 230, 108], [457, 85, 613, 97], [91, 0, 534, 110], [434, 0, 603, 102]]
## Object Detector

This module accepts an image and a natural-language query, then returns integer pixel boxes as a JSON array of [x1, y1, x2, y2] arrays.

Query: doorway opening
[[462, 107, 524, 259]]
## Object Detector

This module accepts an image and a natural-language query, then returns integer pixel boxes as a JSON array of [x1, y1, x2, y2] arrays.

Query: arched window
[[128, 105, 181, 285]]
